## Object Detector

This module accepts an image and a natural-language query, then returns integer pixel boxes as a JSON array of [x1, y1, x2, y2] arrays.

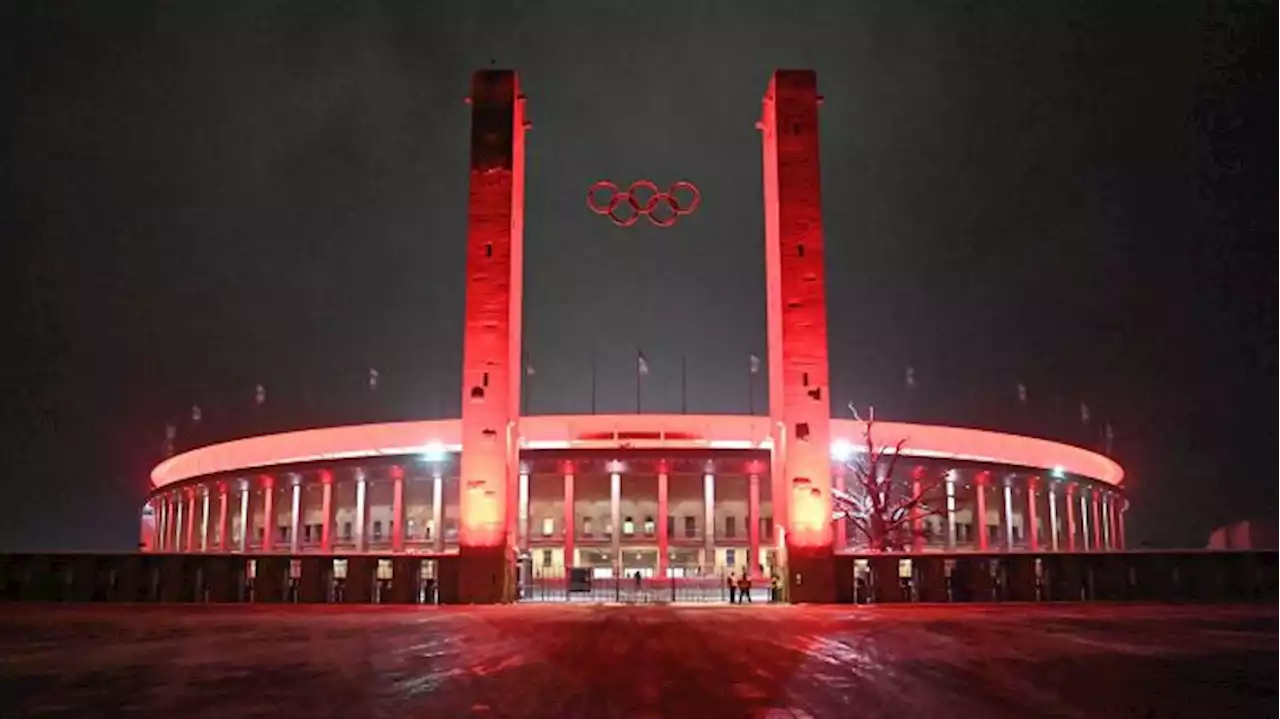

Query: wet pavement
[[0, 603, 1274, 718]]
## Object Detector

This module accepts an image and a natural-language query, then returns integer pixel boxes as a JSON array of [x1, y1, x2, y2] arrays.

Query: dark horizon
[[3, 0, 1275, 551]]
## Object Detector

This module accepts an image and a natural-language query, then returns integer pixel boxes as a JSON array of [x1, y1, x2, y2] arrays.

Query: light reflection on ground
[[0, 603, 1273, 717]]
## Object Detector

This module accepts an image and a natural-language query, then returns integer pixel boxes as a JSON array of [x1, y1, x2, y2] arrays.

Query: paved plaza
[[0, 603, 1274, 717]]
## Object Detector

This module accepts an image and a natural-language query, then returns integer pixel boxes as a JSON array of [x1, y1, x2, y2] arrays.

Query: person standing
[[739, 572, 753, 603], [726, 571, 737, 604]]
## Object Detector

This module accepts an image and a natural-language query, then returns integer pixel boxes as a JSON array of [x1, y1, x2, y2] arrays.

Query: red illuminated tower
[[457, 70, 527, 603], [760, 70, 836, 602]]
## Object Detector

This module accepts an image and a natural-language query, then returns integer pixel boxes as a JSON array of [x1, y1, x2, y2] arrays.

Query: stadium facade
[[142, 70, 1127, 603]]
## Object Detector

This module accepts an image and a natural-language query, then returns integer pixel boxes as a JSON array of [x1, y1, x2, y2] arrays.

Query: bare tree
[[832, 404, 949, 551]]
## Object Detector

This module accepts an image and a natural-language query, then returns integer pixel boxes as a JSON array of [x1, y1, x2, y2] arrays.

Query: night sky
[[3, 1, 1274, 551]]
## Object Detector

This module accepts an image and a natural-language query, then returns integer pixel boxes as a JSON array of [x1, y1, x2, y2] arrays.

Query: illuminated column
[[760, 70, 833, 595], [610, 470, 622, 575], [237, 483, 250, 551], [1064, 484, 1077, 551], [1064, 481, 1075, 547], [457, 70, 526, 603], [200, 487, 211, 552], [185, 489, 197, 551], [319, 470, 334, 553], [176, 488, 186, 550], [748, 471, 761, 576], [391, 466, 406, 553], [1079, 489, 1091, 551], [354, 471, 367, 553], [289, 478, 302, 555], [217, 483, 230, 552], [155, 497, 166, 551], [944, 471, 957, 549], [703, 471, 716, 571], [563, 464, 575, 570], [1090, 490, 1102, 549], [910, 466, 924, 553], [1100, 494, 1111, 550], [260, 475, 275, 552], [1001, 478, 1014, 550], [1047, 483, 1059, 552], [974, 472, 989, 551], [656, 463, 668, 578], [1025, 477, 1040, 551], [431, 471, 444, 553], [1118, 502, 1127, 549], [517, 469, 530, 553]]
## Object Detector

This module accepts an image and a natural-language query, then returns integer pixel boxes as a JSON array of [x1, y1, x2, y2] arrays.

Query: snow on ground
[[0, 603, 1274, 718]]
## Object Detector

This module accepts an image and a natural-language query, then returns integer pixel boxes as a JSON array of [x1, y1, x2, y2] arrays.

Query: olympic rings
[[587, 180, 701, 228]]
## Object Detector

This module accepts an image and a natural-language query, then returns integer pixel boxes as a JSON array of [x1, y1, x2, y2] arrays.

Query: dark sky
[[3, 1, 1274, 551]]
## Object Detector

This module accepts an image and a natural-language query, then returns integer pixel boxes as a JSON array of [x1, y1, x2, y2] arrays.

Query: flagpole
[[747, 353, 754, 415], [636, 349, 642, 414], [521, 350, 528, 415], [590, 346, 597, 414]]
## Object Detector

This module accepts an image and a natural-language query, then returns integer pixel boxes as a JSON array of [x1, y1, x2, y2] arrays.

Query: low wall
[[0, 550, 1273, 605], [839, 550, 1278, 604]]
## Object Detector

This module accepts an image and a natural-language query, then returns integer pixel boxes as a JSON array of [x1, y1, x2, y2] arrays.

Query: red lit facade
[[142, 70, 1130, 603]]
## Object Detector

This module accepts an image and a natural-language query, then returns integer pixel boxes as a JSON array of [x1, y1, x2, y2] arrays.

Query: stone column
[[290, 479, 302, 554], [1100, 494, 1111, 550], [176, 491, 186, 547], [563, 463, 575, 570], [1025, 477, 1040, 551], [1047, 483, 1059, 551], [517, 470, 530, 553], [703, 472, 715, 572], [1064, 483, 1077, 551], [156, 496, 167, 551], [1118, 503, 1127, 549], [656, 463, 668, 578], [200, 487, 211, 552], [391, 467, 406, 553], [185, 489, 197, 551], [610, 470, 622, 575], [1001, 478, 1014, 550], [237, 483, 250, 551], [319, 471, 334, 552], [431, 471, 444, 553], [1079, 490, 1091, 551], [910, 466, 925, 553], [748, 471, 761, 576], [217, 483, 230, 552], [354, 470, 367, 553], [974, 472, 989, 551], [944, 471, 957, 549], [261, 476, 275, 552], [1094, 492, 1106, 550]]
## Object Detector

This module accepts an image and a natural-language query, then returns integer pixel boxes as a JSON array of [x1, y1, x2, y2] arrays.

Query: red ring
[[669, 181, 701, 215], [646, 194, 679, 227], [587, 181, 618, 215]]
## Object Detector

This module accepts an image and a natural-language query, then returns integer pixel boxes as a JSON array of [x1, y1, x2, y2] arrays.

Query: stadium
[[141, 69, 1127, 603]]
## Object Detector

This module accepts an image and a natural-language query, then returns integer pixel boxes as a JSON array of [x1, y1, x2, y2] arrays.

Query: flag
[[1017, 383, 1027, 404], [190, 405, 202, 423], [526, 363, 536, 376], [255, 384, 266, 406], [368, 368, 379, 391], [1079, 402, 1091, 425], [750, 354, 761, 374], [1104, 422, 1114, 454], [637, 351, 649, 377], [905, 366, 916, 390]]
